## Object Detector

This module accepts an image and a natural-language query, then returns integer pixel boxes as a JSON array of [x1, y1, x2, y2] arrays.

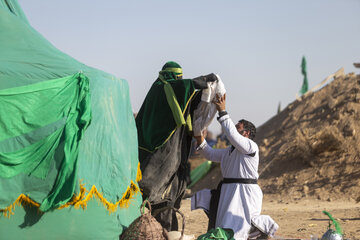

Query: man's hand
[[194, 135, 204, 146], [213, 93, 226, 112]]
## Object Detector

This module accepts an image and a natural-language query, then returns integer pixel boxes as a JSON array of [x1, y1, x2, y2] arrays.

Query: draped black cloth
[[136, 75, 206, 231]]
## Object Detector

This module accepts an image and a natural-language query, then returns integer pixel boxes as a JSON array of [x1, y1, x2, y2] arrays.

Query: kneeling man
[[193, 93, 277, 239]]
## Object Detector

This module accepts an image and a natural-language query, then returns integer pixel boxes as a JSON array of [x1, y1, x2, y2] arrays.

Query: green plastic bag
[[197, 227, 235, 240]]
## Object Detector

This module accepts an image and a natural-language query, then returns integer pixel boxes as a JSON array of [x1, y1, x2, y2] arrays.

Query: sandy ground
[[177, 197, 360, 239]]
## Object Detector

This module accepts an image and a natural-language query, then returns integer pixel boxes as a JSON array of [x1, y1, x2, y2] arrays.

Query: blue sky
[[18, 0, 360, 135]]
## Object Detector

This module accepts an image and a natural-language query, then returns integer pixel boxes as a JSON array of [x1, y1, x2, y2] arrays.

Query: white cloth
[[192, 74, 226, 136], [200, 74, 226, 103], [197, 114, 263, 240], [190, 189, 212, 213], [251, 215, 279, 237]]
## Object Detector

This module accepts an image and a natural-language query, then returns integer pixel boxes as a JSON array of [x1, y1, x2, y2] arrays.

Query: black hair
[[238, 119, 256, 140]]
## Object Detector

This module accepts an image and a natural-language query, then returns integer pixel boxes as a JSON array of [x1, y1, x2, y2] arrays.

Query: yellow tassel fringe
[[136, 162, 142, 182], [1, 163, 143, 218]]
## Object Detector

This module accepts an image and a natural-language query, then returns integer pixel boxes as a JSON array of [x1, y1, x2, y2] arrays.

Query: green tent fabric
[[0, 73, 91, 211], [0, 0, 28, 24], [136, 73, 197, 152], [0, 0, 142, 239]]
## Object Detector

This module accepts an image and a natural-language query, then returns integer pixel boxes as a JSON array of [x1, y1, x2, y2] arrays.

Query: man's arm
[[214, 94, 256, 154], [194, 135, 227, 163], [194, 135, 204, 146]]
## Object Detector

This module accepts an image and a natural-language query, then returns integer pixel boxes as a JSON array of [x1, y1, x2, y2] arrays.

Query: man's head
[[161, 61, 183, 80], [236, 119, 256, 140]]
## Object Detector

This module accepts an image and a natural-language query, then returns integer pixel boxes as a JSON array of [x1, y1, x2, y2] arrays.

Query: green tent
[[0, 0, 142, 239]]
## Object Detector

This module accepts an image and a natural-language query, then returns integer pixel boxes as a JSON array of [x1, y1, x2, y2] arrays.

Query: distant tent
[[0, 0, 142, 239]]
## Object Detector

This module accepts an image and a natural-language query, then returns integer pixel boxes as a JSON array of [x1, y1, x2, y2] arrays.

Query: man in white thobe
[[194, 93, 263, 240]]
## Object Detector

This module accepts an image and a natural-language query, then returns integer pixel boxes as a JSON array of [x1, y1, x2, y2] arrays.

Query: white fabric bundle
[[192, 74, 226, 136], [190, 188, 212, 213]]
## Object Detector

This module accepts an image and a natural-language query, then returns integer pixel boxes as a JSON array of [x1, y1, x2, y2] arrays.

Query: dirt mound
[[189, 70, 360, 203], [256, 71, 360, 202]]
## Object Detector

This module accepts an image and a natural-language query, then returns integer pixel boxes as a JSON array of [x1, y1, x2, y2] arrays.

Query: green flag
[[299, 56, 308, 95], [323, 211, 343, 235]]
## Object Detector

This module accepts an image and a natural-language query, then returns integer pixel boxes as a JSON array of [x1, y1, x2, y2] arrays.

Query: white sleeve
[[217, 114, 257, 155], [196, 139, 228, 163]]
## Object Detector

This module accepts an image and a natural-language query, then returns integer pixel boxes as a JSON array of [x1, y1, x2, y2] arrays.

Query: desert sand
[[178, 197, 360, 239]]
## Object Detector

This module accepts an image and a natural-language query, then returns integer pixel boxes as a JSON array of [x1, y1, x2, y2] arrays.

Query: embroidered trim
[[0, 162, 142, 218]]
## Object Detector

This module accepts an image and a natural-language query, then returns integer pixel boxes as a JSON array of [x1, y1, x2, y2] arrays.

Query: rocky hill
[[256, 70, 360, 202]]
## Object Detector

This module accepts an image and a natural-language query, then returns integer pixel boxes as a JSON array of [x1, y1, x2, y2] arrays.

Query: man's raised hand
[[213, 93, 226, 112]]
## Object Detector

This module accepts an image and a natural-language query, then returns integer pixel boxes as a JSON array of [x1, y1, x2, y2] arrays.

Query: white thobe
[[197, 114, 263, 240]]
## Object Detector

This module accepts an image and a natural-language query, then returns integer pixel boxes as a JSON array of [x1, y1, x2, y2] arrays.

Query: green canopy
[[0, 0, 142, 239]]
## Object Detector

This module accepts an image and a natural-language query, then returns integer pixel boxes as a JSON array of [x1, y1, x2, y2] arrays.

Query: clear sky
[[18, 0, 360, 135]]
